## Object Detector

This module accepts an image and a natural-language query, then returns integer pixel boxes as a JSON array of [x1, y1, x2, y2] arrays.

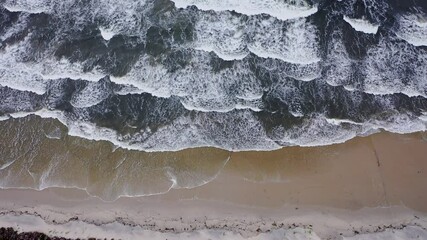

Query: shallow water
[[0, 115, 230, 201], [1, 115, 426, 210]]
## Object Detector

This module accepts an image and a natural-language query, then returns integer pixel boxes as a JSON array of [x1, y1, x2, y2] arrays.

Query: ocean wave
[[0, 40, 107, 95], [1, 0, 427, 153], [2, 0, 426, 102], [325, 27, 427, 98], [343, 16, 379, 34], [171, 0, 318, 21], [191, 11, 321, 65], [1, 105, 425, 153], [2, 0, 150, 37], [394, 12, 427, 47], [3, 2, 47, 14], [110, 51, 267, 112]]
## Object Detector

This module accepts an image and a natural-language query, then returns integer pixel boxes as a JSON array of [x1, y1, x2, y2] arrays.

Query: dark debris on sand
[[0, 227, 113, 240]]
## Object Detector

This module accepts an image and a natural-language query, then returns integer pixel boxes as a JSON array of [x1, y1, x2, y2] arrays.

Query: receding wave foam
[[272, 114, 426, 147], [171, 0, 318, 21]]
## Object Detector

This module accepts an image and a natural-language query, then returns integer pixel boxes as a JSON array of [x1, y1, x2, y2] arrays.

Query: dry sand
[[0, 116, 427, 239]]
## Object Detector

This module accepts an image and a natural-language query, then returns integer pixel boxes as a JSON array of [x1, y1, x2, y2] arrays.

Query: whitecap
[[395, 13, 427, 47], [99, 27, 116, 41], [171, 0, 318, 21], [343, 16, 379, 34]]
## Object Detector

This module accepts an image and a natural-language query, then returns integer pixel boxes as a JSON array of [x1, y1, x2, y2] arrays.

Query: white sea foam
[[369, 114, 426, 134], [338, 113, 426, 135], [0, 12, 29, 43], [0, 109, 280, 152], [343, 16, 379, 34], [0, 33, 48, 94], [0, 115, 11, 121], [236, 94, 262, 101], [324, 30, 355, 89], [192, 13, 321, 65], [272, 116, 363, 147], [325, 118, 363, 126], [2, 0, 53, 14], [171, 0, 318, 21], [180, 100, 262, 113], [3, 0, 150, 38], [192, 13, 248, 61], [0, 161, 16, 171], [395, 13, 427, 47], [70, 80, 112, 108], [40, 65, 106, 83], [44, 126, 62, 140], [2, 2, 318, 112], [99, 27, 116, 41], [111, 50, 266, 112], [0, 38, 107, 95], [9, 109, 67, 124], [364, 38, 427, 97], [1, 104, 425, 156], [134, 111, 281, 151], [190, 13, 322, 85], [419, 113, 427, 122], [0, 69, 47, 95], [325, 28, 427, 98], [272, 113, 425, 147], [194, 45, 248, 61], [3, 2, 47, 14], [249, 17, 320, 65]]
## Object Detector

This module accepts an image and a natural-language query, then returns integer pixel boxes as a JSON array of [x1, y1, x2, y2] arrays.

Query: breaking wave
[[0, 0, 426, 152]]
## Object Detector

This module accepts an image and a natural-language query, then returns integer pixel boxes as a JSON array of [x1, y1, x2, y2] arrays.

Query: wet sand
[[0, 116, 427, 239]]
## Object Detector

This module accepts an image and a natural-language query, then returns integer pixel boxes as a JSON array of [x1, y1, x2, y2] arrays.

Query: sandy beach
[[0, 116, 426, 239]]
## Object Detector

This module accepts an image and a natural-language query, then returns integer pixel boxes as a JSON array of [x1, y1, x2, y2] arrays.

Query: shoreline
[[1, 111, 426, 153], [0, 130, 426, 239], [0, 116, 426, 207]]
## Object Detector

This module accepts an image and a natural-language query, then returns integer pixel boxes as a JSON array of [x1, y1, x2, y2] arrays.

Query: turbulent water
[[0, 0, 427, 202], [0, 0, 426, 152]]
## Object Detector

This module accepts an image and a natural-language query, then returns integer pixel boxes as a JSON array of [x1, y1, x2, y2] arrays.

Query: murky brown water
[[0, 115, 229, 200]]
